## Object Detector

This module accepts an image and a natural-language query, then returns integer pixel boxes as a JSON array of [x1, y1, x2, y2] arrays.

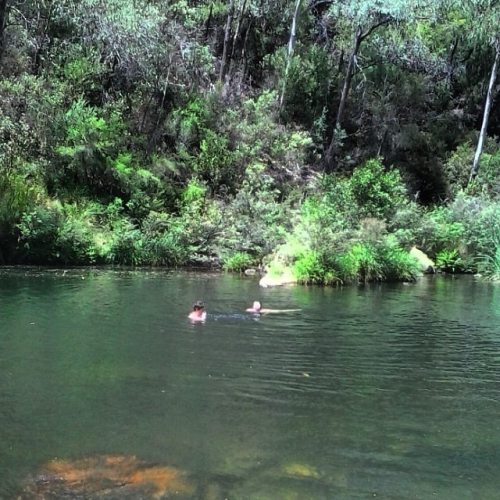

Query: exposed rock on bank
[[409, 246, 435, 273]]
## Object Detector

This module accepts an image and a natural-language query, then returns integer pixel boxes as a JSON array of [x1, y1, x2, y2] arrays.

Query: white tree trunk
[[279, 0, 302, 109], [470, 41, 499, 183]]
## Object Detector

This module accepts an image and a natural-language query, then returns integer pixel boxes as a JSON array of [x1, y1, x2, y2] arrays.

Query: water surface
[[1, 269, 499, 498]]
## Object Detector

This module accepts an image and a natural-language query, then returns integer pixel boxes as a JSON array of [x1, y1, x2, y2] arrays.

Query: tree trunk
[[240, 17, 253, 84], [324, 17, 391, 170], [228, 0, 247, 78], [470, 41, 499, 183], [219, 0, 235, 82], [205, 2, 213, 40], [0, 0, 9, 61], [279, 0, 302, 109], [446, 36, 459, 88], [324, 25, 362, 169]]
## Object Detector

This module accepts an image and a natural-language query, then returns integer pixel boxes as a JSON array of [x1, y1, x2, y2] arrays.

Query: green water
[[1, 269, 500, 499]]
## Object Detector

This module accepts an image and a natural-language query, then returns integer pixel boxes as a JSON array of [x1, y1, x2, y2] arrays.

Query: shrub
[[336, 243, 382, 283], [444, 139, 500, 199], [350, 158, 406, 219], [223, 252, 255, 272], [376, 236, 420, 281], [194, 129, 237, 191], [141, 212, 191, 266], [293, 251, 339, 285], [477, 245, 500, 280], [17, 203, 63, 263], [56, 214, 95, 264], [435, 249, 464, 273], [217, 163, 292, 260], [107, 219, 143, 265], [388, 201, 425, 248]]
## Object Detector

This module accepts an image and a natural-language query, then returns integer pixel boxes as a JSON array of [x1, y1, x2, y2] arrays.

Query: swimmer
[[188, 300, 207, 322], [246, 301, 301, 314]]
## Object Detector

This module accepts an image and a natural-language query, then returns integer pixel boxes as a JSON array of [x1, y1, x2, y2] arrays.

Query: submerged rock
[[282, 462, 320, 479], [409, 246, 435, 273], [19, 454, 195, 499]]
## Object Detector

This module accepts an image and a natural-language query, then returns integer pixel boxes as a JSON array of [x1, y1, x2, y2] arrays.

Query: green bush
[[477, 244, 500, 280], [17, 203, 63, 263], [444, 139, 500, 199], [217, 163, 291, 259], [107, 219, 143, 265], [56, 214, 95, 264], [195, 129, 237, 191], [350, 158, 406, 219], [223, 252, 255, 272], [293, 251, 339, 285], [376, 236, 420, 281], [336, 243, 382, 283], [141, 212, 191, 266], [435, 249, 464, 273]]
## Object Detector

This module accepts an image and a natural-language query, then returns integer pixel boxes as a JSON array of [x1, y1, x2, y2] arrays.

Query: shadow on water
[[1, 269, 500, 498]]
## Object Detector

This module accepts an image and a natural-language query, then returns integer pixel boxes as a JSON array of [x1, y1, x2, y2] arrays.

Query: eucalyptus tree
[[323, 0, 440, 170], [279, 0, 302, 109], [462, 0, 500, 183], [219, 0, 235, 81], [0, 0, 8, 60]]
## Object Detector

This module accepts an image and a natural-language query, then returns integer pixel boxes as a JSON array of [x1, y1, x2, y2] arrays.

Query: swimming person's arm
[[259, 308, 301, 314]]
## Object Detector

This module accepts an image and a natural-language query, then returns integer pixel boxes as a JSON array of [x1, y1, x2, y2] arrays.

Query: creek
[[1, 269, 499, 498]]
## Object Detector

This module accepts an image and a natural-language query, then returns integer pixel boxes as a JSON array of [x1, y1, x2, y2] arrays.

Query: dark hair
[[193, 300, 205, 310]]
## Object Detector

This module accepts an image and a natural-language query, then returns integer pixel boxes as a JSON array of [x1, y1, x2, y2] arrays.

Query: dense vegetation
[[0, 0, 499, 283]]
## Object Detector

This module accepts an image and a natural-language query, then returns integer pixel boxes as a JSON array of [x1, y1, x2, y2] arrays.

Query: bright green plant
[[293, 251, 339, 285], [350, 158, 406, 219], [107, 219, 143, 265], [376, 236, 420, 281], [477, 246, 500, 280], [195, 129, 237, 191], [223, 252, 255, 272], [435, 249, 462, 273], [336, 243, 382, 283]]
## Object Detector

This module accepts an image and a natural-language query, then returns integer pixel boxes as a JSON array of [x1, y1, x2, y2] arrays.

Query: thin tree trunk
[[324, 25, 362, 168], [228, 0, 247, 77], [240, 17, 252, 83], [470, 41, 499, 183], [0, 0, 9, 61], [447, 36, 459, 88], [279, 0, 302, 109], [205, 2, 213, 40], [324, 17, 391, 170], [219, 0, 235, 82]]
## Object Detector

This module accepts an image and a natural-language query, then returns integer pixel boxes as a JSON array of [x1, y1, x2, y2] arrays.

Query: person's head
[[193, 300, 205, 311], [252, 301, 262, 311]]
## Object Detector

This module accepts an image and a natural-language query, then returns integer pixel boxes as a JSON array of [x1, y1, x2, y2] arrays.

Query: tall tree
[[228, 0, 248, 78], [279, 0, 302, 109], [323, 0, 438, 170], [464, 0, 500, 182], [219, 0, 235, 82], [0, 0, 9, 61]]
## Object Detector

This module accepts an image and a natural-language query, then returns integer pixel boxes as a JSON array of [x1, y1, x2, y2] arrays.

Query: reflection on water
[[1, 269, 500, 499]]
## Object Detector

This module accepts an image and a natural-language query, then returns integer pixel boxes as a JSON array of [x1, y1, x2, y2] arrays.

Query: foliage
[[444, 139, 500, 198], [223, 252, 256, 272], [477, 236, 500, 281], [0, 0, 498, 285], [435, 249, 463, 273], [350, 158, 406, 219], [293, 251, 339, 285]]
